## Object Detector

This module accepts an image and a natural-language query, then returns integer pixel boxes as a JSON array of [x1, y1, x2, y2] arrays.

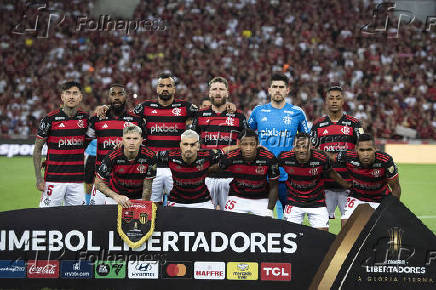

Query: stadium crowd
[[1, 0, 436, 140]]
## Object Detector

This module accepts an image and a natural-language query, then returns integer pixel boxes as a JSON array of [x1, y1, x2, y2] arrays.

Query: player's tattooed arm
[[267, 179, 279, 211], [328, 169, 351, 189], [33, 138, 46, 191], [142, 178, 153, 201], [387, 176, 401, 199], [95, 176, 132, 208]]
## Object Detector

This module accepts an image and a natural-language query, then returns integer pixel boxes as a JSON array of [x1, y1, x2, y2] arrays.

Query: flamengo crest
[[117, 200, 157, 248]]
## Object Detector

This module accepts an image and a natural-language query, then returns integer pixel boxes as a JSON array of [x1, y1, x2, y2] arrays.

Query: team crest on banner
[[117, 200, 157, 248]]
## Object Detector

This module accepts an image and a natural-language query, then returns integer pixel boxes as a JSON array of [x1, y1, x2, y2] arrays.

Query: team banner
[[0, 205, 335, 289], [311, 195, 436, 289]]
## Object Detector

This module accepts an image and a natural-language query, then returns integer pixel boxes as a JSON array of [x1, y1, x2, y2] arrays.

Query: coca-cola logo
[[26, 260, 59, 278]]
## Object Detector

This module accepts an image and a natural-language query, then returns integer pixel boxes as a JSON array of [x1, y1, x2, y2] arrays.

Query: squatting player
[[218, 129, 280, 217], [33, 81, 90, 207], [278, 133, 350, 231], [94, 125, 157, 207], [87, 84, 146, 205], [191, 77, 247, 210], [337, 134, 401, 227], [158, 130, 223, 209], [311, 83, 363, 220], [248, 73, 310, 217]]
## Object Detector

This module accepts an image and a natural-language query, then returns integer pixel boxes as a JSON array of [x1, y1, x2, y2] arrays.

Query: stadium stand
[[0, 0, 435, 140]]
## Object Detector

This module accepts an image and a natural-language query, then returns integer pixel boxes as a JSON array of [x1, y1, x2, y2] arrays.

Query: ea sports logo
[[172, 107, 182, 116]]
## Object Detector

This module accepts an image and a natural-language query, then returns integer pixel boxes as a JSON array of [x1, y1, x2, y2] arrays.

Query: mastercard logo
[[166, 264, 187, 277]]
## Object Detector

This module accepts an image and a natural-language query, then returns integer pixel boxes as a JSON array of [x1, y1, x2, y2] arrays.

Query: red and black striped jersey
[[277, 150, 331, 208], [133, 99, 198, 153], [336, 150, 399, 202], [157, 149, 222, 203], [191, 107, 247, 150], [97, 145, 157, 199], [36, 109, 90, 183], [219, 147, 279, 199], [311, 114, 363, 188], [87, 109, 146, 169]]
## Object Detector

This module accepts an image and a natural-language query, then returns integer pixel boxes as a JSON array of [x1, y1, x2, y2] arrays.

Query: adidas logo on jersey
[[261, 117, 268, 122], [151, 110, 157, 114], [59, 123, 65, 128], [102, 123, 108, 129], [323, 129, 329, 135]]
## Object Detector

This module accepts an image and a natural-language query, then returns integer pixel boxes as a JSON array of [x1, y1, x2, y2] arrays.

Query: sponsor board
[[94, 261, 126, 279], [27, 260, 59, 278], [128, 261, 159, 279], [0, 260, 26, 278], [227, 262, 258, 280], [260, 263, 291, 281], [161, 262, 193, 279], [194, 261, 225, 280], [61, 260, 93, 279]]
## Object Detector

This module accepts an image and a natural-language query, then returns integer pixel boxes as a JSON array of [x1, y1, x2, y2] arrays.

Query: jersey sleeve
[[157, 150, 169, 167], [354, 120, 364, 140], [336, 150, 348, 164], [187, 103, 198, 119], [218, 153, 232, 170], [310, 122, 320, 148], [298, 108, 310, 134], [239, 113, 248, 131], [268, 156, 280, 180], [248, 106, 258, 130], [36, 116, 51, 140], [97, 154, 113, 182], [190, 115, 199, 133], [145, 154, 157, 179], [322, 153, 332, 171], [86, 116, 96, 139], [384, 155, 399, 180], [137, 117, 147, 139], [133, 102, 145, 118]]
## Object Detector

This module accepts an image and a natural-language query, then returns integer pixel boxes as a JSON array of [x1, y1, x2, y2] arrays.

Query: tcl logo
[[27, 260, 59, 278], [261, 263, 291, 281]]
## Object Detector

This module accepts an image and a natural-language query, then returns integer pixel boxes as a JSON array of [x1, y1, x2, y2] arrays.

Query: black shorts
[[84, 155, 96, 184]]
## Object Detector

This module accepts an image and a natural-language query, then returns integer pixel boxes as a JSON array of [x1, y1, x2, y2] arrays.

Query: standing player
[[218, 129, 280, 216], [278, 133, 350, 231], [191, 77, 247, 210], [311, 83, 364, 220], [338, 134, 401, 227], [87, 84, 146, 205], [248, 73, 310, 217], [158, 130, 222, 209], [95, 125, 156, 207], [33, 81, 90, 207]]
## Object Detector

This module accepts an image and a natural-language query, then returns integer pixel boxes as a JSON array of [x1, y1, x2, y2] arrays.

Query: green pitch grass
[[0, 157, 435, 234]]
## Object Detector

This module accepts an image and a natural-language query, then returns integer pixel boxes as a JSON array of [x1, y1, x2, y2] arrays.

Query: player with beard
[[278, 133, 350, 231], [96, 73, 236, 205], [191, 77, 247, 210], [337, 134, 401, 227], [311, 83, 364, 222], [87, 84, 146, 205]]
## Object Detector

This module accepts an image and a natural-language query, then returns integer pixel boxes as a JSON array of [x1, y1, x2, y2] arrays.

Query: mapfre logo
[[261, 263, 291, 281], [27, 260, 59, 278], [194, 262, 225, 280], [227, 262, 258, 280]]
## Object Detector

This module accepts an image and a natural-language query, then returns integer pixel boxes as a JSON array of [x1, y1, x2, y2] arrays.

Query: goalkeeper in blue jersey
[[248, 73, 310, 217]]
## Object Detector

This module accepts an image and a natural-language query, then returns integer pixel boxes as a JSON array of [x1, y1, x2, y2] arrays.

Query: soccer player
[[94, 125, 157, 207], [218, 129, 280, 217], [199, 97, 212, 109], [338, 134, 401, 227], [248, 73, 310, 217], [158, 130, 222, 209], [311, 83, 364, 220], [87, 84, 146, 205], [278, 133, 350, 231], [84, 139, 97, 204], [33, 81, 90, 207], [191, 77, 248, 210]]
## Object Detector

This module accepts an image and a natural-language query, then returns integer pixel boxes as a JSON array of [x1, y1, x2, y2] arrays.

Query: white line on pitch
[[417, 215, 436, 219]]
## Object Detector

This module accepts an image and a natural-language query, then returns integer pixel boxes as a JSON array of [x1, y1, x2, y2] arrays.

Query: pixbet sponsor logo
[[128, 261, 159, 279], [261, 263, 291, 281], [150, 124, 179, 134], [103, 139, 121, 149], [194, 262, 225, 280], [58, 138, 84, 148], [27, 260, 59, 278]]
